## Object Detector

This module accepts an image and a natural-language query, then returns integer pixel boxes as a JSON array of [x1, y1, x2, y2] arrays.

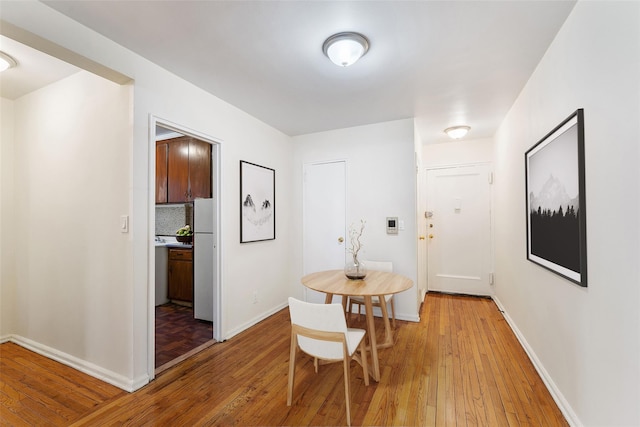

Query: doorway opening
[[149, 118, 222, 378]]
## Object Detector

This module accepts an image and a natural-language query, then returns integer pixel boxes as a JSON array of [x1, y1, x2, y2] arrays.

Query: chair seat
[[298, 327, 366, 360], [346, 328, 366, 354]]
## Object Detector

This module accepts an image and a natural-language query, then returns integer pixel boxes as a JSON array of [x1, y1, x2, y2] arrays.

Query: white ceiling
[[0, 35, 79, 100], [13, 1, 576, 142]]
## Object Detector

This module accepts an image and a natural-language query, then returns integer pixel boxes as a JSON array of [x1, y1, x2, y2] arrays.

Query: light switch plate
[[120, 215, 129, 233]]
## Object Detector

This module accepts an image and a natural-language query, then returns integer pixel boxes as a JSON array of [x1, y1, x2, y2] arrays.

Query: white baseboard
[[7, 335, 147, 392], [224, 301, 289, 340], [491, 296, 581, 427], [396, 313, 421, 322], [355, 306, 420, 323]]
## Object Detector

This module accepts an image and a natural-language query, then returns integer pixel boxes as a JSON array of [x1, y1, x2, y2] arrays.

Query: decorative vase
[[345, 258, 367, 280]]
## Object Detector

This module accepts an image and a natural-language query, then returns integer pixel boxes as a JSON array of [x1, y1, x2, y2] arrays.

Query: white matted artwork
[[240, 160, 275, 243]]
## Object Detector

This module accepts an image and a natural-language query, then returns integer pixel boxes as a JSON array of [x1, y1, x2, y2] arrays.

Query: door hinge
[[489, 273, 494, 285], [488, 172, 494, 184]]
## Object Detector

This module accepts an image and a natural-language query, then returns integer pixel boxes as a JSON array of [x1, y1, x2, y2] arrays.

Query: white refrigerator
[[193, 198, 215, 322]]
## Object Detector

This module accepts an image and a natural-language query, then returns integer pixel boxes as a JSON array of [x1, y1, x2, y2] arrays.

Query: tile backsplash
[[156, 204, 193, 236]]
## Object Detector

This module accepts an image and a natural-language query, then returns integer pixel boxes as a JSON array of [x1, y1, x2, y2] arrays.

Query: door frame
[[422, 162, 494, 296], [147, 115, 223, 381]]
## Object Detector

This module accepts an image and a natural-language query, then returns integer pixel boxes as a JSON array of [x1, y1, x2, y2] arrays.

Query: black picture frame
[[240, 160, 275, 243], [525, 109, 587, 287]]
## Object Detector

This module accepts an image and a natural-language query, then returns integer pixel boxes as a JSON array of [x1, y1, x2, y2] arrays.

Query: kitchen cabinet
[[156, 136, 211, 204], [168, 247, 193, 303], [155, 142, 169, 204], [185, 139, 211, 201]]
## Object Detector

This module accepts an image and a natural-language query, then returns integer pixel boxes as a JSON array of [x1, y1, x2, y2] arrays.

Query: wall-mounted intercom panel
[[386, 217, 398, 234]]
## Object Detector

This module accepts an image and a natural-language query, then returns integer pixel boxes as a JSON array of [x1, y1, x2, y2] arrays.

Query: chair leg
[[343, 355, 352, 427], [287, 333, 297, 406], [359, 340, 369, 386]]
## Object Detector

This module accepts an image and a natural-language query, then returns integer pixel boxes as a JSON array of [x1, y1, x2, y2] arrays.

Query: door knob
[[419, 236, 425, 240], [338, 237, 344, 243], [429, 234, 434, 239]]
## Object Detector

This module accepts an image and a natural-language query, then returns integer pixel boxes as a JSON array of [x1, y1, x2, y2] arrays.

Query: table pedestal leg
[[378, 294, 394, 348], [364, 296, 380, 382]]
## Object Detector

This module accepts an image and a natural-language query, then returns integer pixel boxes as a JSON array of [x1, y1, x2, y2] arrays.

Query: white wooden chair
[[347, 261, 396, 328], [287, 297, 369, 427]]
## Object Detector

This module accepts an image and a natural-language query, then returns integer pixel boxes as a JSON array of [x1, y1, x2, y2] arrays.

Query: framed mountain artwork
[[525, 109, 587, 287], [240, 160, 275, 243]]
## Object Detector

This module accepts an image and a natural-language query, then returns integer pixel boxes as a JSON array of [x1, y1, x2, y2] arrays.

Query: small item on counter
[[176, 225, 193, 236], [176, 225, 193, 243]]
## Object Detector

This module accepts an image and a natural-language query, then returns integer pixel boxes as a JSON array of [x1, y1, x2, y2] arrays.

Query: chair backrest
[[288, 297, 350, 360], [363, 260, 393, 272]]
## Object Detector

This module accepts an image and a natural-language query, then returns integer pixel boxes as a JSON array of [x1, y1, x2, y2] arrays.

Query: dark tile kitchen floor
[[155, 303, 214, 370]]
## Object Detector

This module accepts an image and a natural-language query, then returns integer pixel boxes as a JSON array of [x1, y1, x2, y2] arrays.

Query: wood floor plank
[[1, 359, 98, 415], [1, 293, 568, 426], [0, 383, 70, 425], [451, 297, 474, 426], [465, 298, 498, 425], [410, 297, 433, 426], [0, 342, 125, 427], [3, 346, 115, 403]]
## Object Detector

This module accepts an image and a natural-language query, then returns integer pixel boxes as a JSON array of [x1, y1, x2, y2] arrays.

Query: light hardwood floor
[[0, 293, 567, 426]]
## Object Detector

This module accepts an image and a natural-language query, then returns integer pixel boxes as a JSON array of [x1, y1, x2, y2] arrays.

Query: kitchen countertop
[[155, 236, 192, 249], [166, 243, 193, 249]]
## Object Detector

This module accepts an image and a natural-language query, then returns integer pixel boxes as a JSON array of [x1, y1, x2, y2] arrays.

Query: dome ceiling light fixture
[[0, 51, 17, 72], [322, 32, 370, 67], [444, 125, 471, 139]]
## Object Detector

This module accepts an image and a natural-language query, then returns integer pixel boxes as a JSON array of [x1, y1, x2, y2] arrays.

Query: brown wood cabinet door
[[167, 138, 190, 203], [155, 142, 168, 204], [157, 135, 211, 204], [188, 139, 211, 200], [168, 249, 193, 302]]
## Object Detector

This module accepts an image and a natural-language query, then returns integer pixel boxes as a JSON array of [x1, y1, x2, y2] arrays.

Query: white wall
[[492, 2, 639, 425], [0, 97, 16, 336], [422, 137, 494, 168], [292, 119, 420, 321], [2, 2, 294, 391], [4, 71, 133, 380]]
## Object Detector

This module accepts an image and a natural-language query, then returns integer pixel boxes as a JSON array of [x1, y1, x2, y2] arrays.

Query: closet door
[[303, 160, 346, 303]]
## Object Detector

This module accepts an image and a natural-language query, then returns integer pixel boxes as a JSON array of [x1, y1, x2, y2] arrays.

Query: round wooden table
[[301, 269, 413, 382]]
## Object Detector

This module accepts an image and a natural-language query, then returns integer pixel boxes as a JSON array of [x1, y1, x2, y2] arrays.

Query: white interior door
[[303, 161, 346, 303], [426, 164, 493, 296]]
